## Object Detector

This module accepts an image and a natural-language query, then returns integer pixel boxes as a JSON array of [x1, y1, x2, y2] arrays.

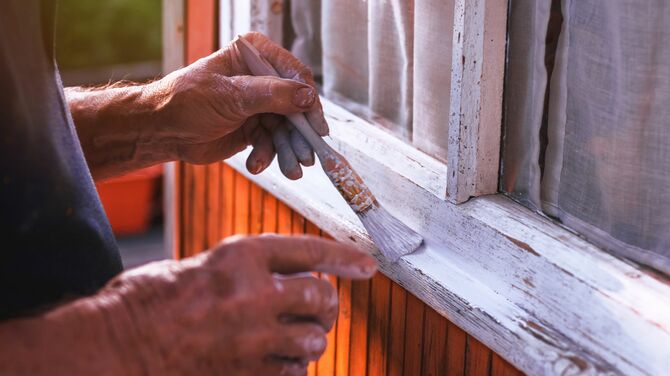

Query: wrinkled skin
[[67, 32, 326, 180], [104, 235, 375, 375], [151, 32, 327, 176], [0, 235, 376, 376], [0, 33, 379, 375]]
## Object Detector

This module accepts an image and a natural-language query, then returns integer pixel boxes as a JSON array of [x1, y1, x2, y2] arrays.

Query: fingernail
[[293, 87, 316, 108]]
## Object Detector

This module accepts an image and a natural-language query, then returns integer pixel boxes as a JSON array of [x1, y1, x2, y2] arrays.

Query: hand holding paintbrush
[[233, 35, 423, 261]]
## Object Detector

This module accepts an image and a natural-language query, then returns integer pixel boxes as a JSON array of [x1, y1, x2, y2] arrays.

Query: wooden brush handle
[[234, 36, 376, 213], [234, 37, 331, 155]]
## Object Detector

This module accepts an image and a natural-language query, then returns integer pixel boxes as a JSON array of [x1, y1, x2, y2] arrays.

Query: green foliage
[[56, 0, 162, 69]]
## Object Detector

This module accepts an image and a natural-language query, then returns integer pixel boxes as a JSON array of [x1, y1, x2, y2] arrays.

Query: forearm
[[65, 84, 173, 180], [0, 294, 142, 375]]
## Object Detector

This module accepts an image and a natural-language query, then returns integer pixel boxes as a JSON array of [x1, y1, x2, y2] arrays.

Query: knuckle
[[291, 325, 326, 356]]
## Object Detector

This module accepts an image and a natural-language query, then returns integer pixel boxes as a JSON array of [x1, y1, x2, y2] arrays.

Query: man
[[0, 1, 376, 375]]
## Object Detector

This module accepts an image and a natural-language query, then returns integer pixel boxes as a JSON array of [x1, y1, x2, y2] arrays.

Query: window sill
[[225, 99, 670, 376]]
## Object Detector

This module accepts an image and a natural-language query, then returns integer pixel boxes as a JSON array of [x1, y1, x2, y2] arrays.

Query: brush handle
[[234, 37, 331, 158], [234, 36, 376, 213]]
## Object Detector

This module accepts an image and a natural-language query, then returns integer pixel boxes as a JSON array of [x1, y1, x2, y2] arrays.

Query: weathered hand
[[148, 32, 326, 179], [98, 235, 376, 375]]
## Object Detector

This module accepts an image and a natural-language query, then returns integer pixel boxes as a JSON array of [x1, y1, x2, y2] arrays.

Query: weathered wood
[[233, 172, 250, 234], [190, 165, 207, 254], [226, 98, 670, 375], [466, 336, 493, 376], [402, 293, 425, 376], [277, 200, 292, 235], [162, 0, 185, 75], [367, 273, 391, 376], [492, 353, 524, 376], [447, 0, 508, 203], [388, 282, 407, 376], [335, 277, 352, 375], [261, 189, 277, 233], [326, 101, 447, 200], [157, 6, 184, 265], [423, 307, 449, 376], [206, 163, 221, 247], [221, 165, 235, 237], [348, 279, 370, 375], [447, 321, 467, 376], [317, 270, 338, 376]]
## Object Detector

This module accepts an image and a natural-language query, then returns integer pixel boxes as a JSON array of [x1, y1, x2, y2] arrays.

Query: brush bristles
[[358, 205, 423, 262]]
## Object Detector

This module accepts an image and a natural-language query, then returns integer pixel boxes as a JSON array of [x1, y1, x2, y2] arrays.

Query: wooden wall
[[175, 1, 522, 374], [176, 164, 522, 376]]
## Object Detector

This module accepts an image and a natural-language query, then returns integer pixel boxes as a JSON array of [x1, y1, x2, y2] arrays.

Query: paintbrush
[[234, 35, 423, 262]]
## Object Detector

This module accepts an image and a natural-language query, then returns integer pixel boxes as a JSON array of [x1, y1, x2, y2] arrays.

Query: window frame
[[165, 1, 670, 375]]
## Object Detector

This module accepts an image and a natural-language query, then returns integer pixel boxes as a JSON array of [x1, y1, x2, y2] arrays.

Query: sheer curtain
[[503, 0, 670, 274], [292, 0, 453, 161]]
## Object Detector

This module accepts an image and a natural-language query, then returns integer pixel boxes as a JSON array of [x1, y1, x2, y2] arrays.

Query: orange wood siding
[[176, 2, 523, 374], [176, 166, 523, 376]]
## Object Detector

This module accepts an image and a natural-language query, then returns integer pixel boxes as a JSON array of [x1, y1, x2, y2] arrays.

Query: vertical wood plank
[[291, 210, 306, 235], [335, 278, 352, 376], [304, 220, 318, 376], [221, 165, 235, 238], [249, 183, 263, 235], [186, 0, 217, 61], [348, 278, 370, 376], [180, 164, 193, 258], [277, 201, 293, 235], [318, 274, 339, 376], [422, 307, 449, 376], [233, 171, 250, 235], [387, 282, 407, 376], [402, 293, 425, 376], [261, 190, 278, 233], [491, 353, 523, 376], [366, 274, 391, 376], [466, 335, 493, 376], [206, 163, 221, 248], [190, 165, 207, 254], [447, 321, 467, 376]]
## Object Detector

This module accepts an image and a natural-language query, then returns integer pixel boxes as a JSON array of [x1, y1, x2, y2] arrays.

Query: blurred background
[[56, 0, 167, 268]]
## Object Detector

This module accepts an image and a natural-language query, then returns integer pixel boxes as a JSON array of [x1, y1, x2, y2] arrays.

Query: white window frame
[[165, 1, 670, 375]]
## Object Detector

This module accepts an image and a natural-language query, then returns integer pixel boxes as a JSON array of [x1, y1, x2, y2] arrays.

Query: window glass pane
[[503, 0, 670, 274], [291, 0, 452, 162]]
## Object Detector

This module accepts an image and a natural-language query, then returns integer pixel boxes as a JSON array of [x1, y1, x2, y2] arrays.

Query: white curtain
[[503, 0, 670, 274], [295, 0, 453, 161]]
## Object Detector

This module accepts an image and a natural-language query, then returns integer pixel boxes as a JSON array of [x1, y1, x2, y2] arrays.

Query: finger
[[246, 127, 275, 174], [290, 128, 315, 166], [240, 32, 328, 137], [273, 124, 302, 180], [252, 234, 377, 278], [260, 359, 307, 376], [265, 323, 327, 362], [229, 75, 317, 117], [276, 276, 338, 331], [305, 105, 329, 137]]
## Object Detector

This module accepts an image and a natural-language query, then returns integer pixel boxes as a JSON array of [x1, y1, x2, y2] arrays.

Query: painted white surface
[[448, 0, 507, 202], [226, 99, 670, 376], [215, 1, 670, 374]]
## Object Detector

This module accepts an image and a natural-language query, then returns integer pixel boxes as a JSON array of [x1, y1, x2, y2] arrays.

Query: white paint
[[448, 0, 508, 202], [208, 2, 670, 374], [225, 98, 670, 376]]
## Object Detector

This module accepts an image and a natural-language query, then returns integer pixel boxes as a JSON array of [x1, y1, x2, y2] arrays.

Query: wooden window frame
[[165, 1, 670, 374]]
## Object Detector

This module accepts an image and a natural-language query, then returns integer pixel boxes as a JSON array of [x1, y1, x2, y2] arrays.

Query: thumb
[[230, 75, 317, 117]]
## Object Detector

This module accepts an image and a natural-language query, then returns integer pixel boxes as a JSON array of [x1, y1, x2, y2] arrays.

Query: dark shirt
[[0, 0, 123, 320]]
